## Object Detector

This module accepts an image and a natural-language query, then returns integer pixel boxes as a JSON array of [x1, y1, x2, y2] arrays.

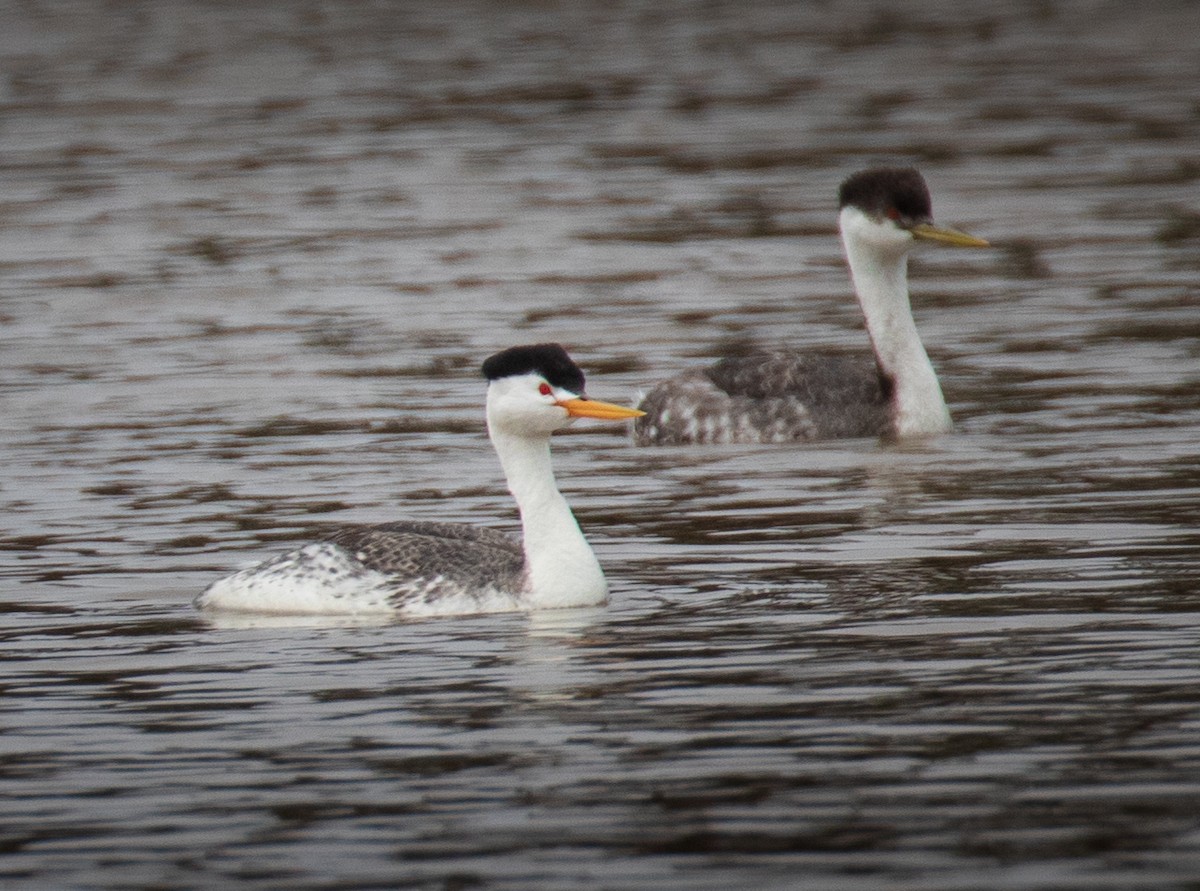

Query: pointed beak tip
[[911, 222, 990, 248], [558, 398, 645, 421]]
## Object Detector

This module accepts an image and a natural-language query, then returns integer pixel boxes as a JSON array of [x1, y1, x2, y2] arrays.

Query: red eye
[[538, 382, 553, 396], [886, 207, 901, 221]]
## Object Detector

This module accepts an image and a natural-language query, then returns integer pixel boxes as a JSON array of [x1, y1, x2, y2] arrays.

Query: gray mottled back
[[635, 350, 891, 445], [323, 520, 526, 595]]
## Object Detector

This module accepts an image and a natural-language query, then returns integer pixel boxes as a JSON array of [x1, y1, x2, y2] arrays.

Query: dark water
[[2, 1, 1200, 888]]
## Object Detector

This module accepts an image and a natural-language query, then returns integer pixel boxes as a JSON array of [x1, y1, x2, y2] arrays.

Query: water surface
[[2, 1, 1199, 888]]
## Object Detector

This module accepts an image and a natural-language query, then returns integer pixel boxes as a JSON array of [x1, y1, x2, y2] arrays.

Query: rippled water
[[2, 0, 1199, 888]]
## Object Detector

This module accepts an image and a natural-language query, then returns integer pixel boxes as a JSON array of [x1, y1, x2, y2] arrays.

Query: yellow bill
[[910, 222, 989, 248], [558, 398, 646, 421]]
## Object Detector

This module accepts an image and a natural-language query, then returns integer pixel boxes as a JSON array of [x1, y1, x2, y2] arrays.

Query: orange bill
[[557, 398, 646, 421]]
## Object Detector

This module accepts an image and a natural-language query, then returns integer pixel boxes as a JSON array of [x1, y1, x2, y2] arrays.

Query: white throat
[[839, 207, 951, 437], [487, 424, 608, 609]]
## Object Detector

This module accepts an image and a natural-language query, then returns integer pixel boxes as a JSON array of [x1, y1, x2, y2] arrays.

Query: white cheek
[[840, 207, 913, 252]]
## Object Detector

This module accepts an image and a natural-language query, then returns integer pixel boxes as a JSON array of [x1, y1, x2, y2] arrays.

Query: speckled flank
[[195, 522, 527, 617], [634, 352, 891, 445]]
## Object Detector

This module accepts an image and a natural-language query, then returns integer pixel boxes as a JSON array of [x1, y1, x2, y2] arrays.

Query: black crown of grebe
[[195, 343, 645, 617], [634, 167, 989, 445]]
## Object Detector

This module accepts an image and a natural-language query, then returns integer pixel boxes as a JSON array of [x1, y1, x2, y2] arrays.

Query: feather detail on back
[[195, 521, 528, 617], [634, 351, 891, 445], [323, 521, 525, 594]]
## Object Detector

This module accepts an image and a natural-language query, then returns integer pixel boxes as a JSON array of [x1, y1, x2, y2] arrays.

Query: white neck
[[488, 427, 608, 608], [839, 207, 951, 437]]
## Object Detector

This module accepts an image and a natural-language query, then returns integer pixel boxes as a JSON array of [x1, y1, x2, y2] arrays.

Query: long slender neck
[[488, 428, 607, 608], [840, 209, 951, 436]]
